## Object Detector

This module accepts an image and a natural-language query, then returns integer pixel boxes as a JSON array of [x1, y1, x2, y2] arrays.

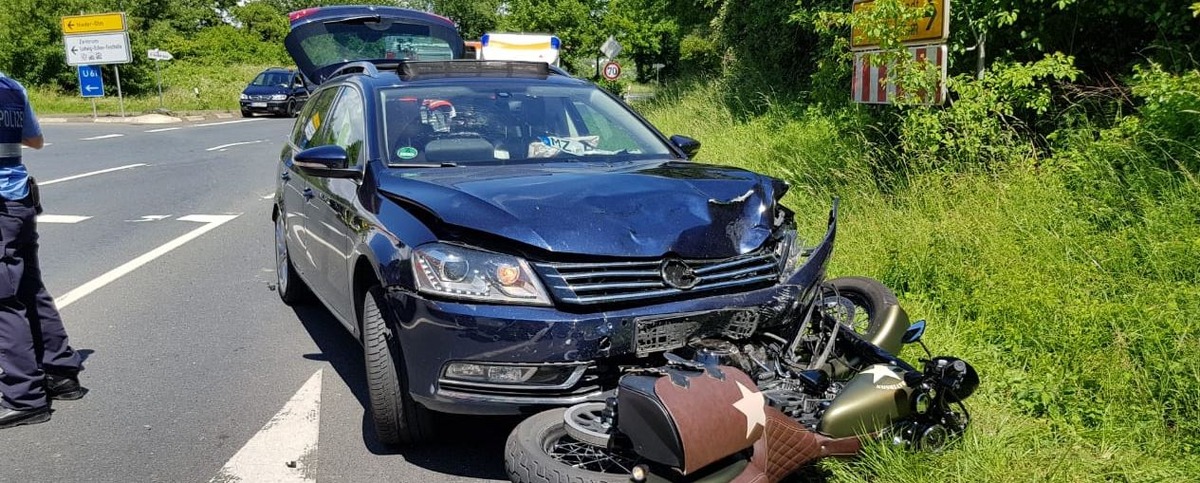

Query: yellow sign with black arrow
[[62, 12, 127, 35], [851, 0, 949, 49]]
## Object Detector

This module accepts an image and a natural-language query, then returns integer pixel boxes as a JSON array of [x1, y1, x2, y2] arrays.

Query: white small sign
[[147, 48, 173, 61], [64, 32, 131, 66], [600, 36, 622, 59]]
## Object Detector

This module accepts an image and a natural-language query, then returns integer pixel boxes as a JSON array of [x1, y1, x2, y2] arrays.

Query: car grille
[[247, 95, 273, 101], [532, 246, 782, 306]]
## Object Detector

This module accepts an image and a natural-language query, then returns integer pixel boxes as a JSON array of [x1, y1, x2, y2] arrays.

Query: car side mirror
[[670, 135, 701, 158], [292, 145, 360, 179], [902, 319, 927, 344]]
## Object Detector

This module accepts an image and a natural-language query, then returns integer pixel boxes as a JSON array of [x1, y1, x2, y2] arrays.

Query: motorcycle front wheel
[[824, 276, 908, 356], [505, 408, 641, 483]]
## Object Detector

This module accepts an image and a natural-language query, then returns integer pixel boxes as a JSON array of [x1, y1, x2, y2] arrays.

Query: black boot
[[46, 374, 88, 401], [0, 405, 51, 429]]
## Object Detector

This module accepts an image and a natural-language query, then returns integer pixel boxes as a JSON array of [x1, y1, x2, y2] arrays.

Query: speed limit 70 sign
[[602, 61, 621, 81]]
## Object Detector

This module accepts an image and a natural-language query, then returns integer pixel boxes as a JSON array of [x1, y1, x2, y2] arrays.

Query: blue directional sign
[[77, 64, 104, 98]]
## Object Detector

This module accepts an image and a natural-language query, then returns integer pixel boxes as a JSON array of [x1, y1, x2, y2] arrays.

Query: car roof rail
[[397, 60, 556, 80], [330, 61, 380, 79]]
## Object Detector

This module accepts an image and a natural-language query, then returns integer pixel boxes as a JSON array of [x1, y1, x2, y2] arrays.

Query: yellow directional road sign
[[851, 0, 948, 49], [62, 12, 127, 35]]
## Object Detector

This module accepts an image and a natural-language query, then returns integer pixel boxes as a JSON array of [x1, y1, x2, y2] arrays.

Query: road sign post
[[147, 49, 174, 111], [62, 12, 129, 117], [849, 0, 950, 105]]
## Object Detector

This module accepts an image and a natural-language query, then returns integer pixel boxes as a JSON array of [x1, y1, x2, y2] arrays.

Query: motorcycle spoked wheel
[[505, 407, 642, 483]]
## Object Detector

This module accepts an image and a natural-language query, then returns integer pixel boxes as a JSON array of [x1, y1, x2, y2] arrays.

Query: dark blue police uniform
[[0, 73, 85, 429]]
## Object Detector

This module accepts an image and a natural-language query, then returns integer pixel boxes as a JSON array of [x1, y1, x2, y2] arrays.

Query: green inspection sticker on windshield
[[396, 147, 419, 160]]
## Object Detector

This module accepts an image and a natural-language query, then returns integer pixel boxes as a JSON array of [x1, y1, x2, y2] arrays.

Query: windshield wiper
[[387, 162, 458, 168]]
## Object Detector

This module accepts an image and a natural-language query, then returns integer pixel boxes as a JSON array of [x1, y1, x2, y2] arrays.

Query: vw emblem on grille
[[661, 258, 699, 290]]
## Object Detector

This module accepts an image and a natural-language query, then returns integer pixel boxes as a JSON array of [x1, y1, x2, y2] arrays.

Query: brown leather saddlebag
[[616, 366, 765, 475]]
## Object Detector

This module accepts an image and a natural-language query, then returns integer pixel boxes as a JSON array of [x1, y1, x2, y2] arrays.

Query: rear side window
[[291, 87, 340, 150]]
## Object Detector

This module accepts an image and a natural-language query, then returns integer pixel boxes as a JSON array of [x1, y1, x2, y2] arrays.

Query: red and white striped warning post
[[852, 44, 948, 105]]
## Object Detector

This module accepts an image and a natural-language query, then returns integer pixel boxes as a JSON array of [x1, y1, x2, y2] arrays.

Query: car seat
[[385, 99, 430, 161]]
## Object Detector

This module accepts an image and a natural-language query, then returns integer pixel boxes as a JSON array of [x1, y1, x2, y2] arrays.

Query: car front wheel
[[362, 285, 434, 445]]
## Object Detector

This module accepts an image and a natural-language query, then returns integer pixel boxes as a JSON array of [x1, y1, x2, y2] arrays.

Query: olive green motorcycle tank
[[817, 364, 913, 438]]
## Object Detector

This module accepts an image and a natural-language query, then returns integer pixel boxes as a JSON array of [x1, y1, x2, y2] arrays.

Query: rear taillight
[[288, 8, 319, 23]]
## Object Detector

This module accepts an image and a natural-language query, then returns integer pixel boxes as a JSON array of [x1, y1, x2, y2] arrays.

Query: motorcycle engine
[[678, 337, 836, 426]]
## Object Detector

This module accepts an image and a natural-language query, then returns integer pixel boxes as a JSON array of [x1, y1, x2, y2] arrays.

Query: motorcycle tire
[[505, 408, 637, 483], [825, 276, 907, 356]]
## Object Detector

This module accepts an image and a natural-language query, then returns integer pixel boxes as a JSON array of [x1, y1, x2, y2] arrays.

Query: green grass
[[641, 81, 1200, 482], [27, 63, 279, 116]]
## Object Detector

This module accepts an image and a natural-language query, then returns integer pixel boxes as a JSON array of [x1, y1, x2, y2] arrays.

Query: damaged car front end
[[374, 182, 837, 415]]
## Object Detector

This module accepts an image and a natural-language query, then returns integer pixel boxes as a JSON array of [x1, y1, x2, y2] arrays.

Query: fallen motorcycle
[[504, 278, 978, 483]]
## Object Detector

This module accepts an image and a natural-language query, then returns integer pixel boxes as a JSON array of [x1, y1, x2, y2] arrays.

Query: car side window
[[291, 87, 340, 150], [311, 87, 366, 166]]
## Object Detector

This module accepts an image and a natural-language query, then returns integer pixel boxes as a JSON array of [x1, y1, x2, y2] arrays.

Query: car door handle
[[303, 188, 315, 200]]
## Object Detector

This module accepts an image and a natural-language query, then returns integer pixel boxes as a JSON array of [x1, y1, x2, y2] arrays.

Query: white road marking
[[36, 214, 92, 224], [125, 215, 172, 222], [261, 194, 275, 200], [194, 118, 264, 128], [39, 164, 148, 186], [144, 127, 181, 133], [210, 370, 322, 483], [80, 134, 124, 141], [56, 214, 240, 309], [206, 140, 264, 152]]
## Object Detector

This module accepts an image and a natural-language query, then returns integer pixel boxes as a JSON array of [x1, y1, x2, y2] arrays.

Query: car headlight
[[239, 93, 249, 100], [412, 243, 552, 306], [270, 94, 288, 101], [775, 228, 805, 277]]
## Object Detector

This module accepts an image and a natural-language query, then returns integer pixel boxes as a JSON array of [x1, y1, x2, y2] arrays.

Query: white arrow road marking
[[80, 134, 124, 141], [36, 214, 92, 224], [144, 127, 181, 133], [40, 164, 147, 186], [125, 215, 172, 223], [210, 370, 322, 483], [56, 214, 240, 309], [206, 140, 264, 152], [195, 118, 264, 128]]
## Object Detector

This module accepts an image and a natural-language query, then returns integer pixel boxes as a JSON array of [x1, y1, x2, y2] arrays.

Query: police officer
[[0, 72, 86, 430]]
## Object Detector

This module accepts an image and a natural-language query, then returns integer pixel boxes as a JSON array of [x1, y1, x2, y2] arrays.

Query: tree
[[432, 0, 502, 40]]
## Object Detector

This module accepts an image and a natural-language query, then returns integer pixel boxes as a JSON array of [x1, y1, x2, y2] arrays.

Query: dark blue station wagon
[[273, 6, 835, 445]]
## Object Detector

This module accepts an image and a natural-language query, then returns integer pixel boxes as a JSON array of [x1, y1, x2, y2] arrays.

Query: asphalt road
[[0, 117, 518, 483]]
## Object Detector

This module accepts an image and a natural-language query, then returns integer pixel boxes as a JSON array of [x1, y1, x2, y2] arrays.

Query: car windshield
[[380, 82, 673, 165], [252, 72, 293, 87]]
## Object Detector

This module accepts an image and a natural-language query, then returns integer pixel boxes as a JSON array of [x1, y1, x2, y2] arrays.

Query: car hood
[[377, 160, 788, 259], [243, 85, 288, 96]]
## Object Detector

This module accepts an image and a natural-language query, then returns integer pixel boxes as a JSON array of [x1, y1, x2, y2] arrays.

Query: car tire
[[362, 285, 434, 445], [286, 99, 298, 118], [274, 214, 312, 305], [241, 109, 252, 118]]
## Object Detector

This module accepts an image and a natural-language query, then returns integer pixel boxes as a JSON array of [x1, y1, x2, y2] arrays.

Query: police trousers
[[0, 194, 82, 410]]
